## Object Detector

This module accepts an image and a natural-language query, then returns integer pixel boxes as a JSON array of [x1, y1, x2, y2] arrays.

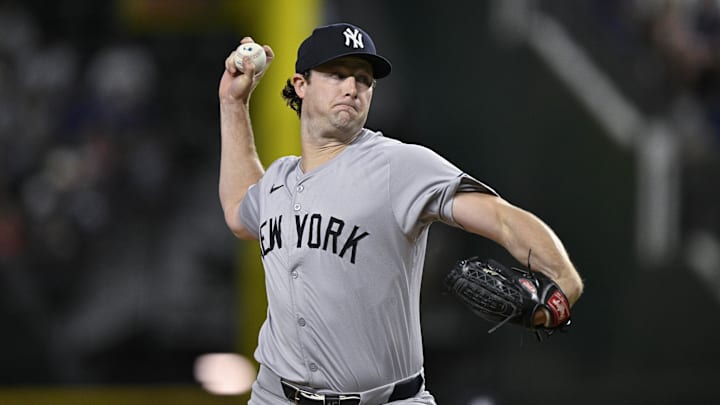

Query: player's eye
[[355, 75, 375, 89], [323, 71, 374, 91]]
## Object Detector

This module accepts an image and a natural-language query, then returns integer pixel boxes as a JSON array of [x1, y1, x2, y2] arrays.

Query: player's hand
[[219, 37, 274, 105], [533, 308, 549, 327]]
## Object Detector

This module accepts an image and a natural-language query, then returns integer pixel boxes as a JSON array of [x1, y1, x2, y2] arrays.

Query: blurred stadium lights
[[685, 230, 720, 300], [490, 0, 682, 268], [636, 122, 680, 266], [468, 395, 496, 405], [194, 353, 256, 396]]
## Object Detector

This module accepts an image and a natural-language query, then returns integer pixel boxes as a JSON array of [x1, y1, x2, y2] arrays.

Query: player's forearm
[[499, 205, 583, 305], [453, 193, 583, 305], [218, 102, 264, 234]]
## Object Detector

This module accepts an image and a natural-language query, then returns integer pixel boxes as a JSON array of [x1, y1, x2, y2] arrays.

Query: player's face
[[301, 57, 375, 135]]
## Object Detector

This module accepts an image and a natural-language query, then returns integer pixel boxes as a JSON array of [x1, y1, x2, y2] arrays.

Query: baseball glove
[[444, 256, 571, 339]]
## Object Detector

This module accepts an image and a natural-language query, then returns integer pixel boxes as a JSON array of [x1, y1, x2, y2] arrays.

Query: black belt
[[280, 374, 423, 405]]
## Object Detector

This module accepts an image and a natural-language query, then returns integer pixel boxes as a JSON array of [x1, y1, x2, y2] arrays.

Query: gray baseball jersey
[[239, 128, 496, 393]]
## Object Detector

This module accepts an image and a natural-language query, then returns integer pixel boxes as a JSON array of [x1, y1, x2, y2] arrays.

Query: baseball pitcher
[[218, 22, 583, 405]]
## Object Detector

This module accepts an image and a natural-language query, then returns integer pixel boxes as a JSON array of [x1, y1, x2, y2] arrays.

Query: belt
[[280, 374, 423, 405]]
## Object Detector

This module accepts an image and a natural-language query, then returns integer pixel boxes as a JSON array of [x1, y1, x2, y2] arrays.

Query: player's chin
[[331, 111, 365, 132]]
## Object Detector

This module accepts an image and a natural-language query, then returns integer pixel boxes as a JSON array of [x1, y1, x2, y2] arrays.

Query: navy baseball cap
[[295, 23, 392, 79]]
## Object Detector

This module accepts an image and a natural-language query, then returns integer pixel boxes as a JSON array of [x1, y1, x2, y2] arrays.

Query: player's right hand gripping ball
[[444, 257, 571, 339], [234, 42, 267, 75]]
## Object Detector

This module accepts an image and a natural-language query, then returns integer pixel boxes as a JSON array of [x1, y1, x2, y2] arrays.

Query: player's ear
[[292, 73, 307, 98]]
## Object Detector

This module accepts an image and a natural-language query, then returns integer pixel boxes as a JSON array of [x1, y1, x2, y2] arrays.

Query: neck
[[299, 126, 363, 172]]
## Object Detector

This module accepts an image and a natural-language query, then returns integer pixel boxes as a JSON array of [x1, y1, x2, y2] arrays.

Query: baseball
[[234, 42, 267, 75]]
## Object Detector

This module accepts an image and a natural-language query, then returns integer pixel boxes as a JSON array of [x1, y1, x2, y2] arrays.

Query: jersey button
[[293, 203, 301, 211], [291, 270, 299, 279], [309, 363, 318, 372], [297, 185, 304, 192], [297, 317, 306, 327]]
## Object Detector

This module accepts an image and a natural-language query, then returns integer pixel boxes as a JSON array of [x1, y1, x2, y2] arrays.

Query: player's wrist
[[220, 96, 250, 109], [554, 274, 583, 306]]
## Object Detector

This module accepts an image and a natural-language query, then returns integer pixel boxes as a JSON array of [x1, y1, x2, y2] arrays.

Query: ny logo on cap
[[343, 27, 364, 49]]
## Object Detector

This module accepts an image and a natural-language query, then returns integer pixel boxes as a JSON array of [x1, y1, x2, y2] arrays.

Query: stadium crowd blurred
[[0, 4, 165, 270], [0, 2, 236, 383]]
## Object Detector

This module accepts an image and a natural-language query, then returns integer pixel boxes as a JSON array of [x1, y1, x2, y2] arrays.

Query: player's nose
[[340, 76, 359, 98]]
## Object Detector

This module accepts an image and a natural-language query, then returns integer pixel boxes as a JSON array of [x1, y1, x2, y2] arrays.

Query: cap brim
[[358, 54, 392, 79], [312, 52, 392, 79]]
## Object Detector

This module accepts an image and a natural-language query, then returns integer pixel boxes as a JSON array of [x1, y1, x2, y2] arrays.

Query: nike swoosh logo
[[270, 184, 284, 194]]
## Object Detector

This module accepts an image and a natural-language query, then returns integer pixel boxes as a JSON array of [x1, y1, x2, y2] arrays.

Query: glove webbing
[[458, 260, 524, 334]]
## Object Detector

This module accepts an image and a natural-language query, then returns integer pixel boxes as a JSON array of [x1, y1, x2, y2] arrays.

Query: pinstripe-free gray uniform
[[239, 128, 495, 399]]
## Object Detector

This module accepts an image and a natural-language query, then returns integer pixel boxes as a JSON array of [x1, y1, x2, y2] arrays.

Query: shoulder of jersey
[[363, 131, 442, 165], [365, 129, 404, 150], [266, 155, 300, 172]]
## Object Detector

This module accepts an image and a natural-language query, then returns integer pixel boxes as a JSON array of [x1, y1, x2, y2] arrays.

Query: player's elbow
[[226, 217, 256, 240], [223, 204, 256, 240], [231, 226, 256, 240]]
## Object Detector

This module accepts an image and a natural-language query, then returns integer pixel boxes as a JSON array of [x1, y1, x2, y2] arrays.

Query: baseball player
[[218, 23, 583, 404]]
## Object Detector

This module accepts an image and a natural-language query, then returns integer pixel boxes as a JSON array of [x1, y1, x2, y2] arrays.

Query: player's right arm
[[218, 38, 273, 240]]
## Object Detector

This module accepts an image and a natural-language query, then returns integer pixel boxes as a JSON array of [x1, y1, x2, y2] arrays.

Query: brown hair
[[280, 71, 311, 117]]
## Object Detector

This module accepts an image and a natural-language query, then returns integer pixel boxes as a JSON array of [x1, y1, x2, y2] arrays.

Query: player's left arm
[[452, 192, 584, 306]]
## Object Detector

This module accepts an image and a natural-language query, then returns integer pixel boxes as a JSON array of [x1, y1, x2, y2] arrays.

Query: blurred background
[[1, 0, 719, 404]]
